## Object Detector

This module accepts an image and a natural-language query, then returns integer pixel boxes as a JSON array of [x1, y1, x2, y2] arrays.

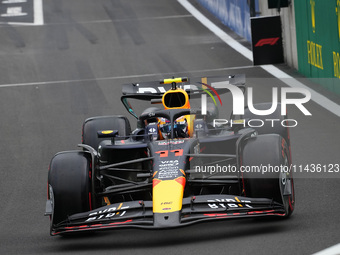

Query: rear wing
[[121, 74, 246, 118], [122, 74, 245, 97]]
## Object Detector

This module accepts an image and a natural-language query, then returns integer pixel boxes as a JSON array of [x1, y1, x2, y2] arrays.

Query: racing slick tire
[[242, 134, 294, 217], [82, 115, 131, 150], [243, 102, 291, 149], [48, 151, 91, 226]]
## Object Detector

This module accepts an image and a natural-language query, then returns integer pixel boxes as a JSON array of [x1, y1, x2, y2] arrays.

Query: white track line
[[312, 243, 340, 255], [0, 65, 256, 88], [36, 14, 193, 26], [1, 14, 191, 27], [177, 0, 340, 117], [33, 0, 44, 25]]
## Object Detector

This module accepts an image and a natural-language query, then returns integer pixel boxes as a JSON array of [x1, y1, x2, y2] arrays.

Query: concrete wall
[[196, 0, 259, 42], [196, 0, 298, 69], [195, 0, 340, 95]]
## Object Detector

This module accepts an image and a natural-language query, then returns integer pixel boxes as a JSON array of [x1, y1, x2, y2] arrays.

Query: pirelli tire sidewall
[[241, 134, 294, 216], [48, 151, 91, 226]]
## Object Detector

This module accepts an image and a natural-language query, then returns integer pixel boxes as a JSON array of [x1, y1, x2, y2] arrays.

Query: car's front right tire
[[242, 134, 294, 217]]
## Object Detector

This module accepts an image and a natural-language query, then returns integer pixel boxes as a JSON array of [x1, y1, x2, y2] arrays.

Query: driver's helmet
[[174, 116, 189, 138], [158, 117, 171, 139], [158, 116, 188, 139]]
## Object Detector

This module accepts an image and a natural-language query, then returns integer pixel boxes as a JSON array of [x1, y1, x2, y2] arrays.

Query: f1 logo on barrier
[[255, 37, 280, 47], [251, 16, 284, 65]]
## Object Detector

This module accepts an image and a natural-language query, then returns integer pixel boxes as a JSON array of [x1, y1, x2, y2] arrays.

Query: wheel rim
[[280, 154, 294, 215]]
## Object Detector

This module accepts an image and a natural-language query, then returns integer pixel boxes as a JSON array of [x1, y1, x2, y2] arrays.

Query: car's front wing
[[49, 194, 286, 235]]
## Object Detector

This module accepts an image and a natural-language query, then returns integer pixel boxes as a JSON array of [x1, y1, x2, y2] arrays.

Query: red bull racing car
[[45, 75, 295, 236]]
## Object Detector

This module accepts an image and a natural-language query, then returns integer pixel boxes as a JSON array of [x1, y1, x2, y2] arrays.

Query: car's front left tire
[[48, 151, 91, 226]]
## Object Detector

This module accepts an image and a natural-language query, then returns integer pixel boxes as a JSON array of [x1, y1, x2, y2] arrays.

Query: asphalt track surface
[[0, 1, 339, 254]]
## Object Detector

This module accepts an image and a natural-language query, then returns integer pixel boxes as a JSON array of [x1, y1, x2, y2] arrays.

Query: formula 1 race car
[[45, 75, 295, 236]]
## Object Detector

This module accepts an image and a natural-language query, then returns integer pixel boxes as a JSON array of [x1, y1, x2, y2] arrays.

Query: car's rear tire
[[48, 151, 91, 226], [82, 115, 131, 150], [242, 134, 294, 217]]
